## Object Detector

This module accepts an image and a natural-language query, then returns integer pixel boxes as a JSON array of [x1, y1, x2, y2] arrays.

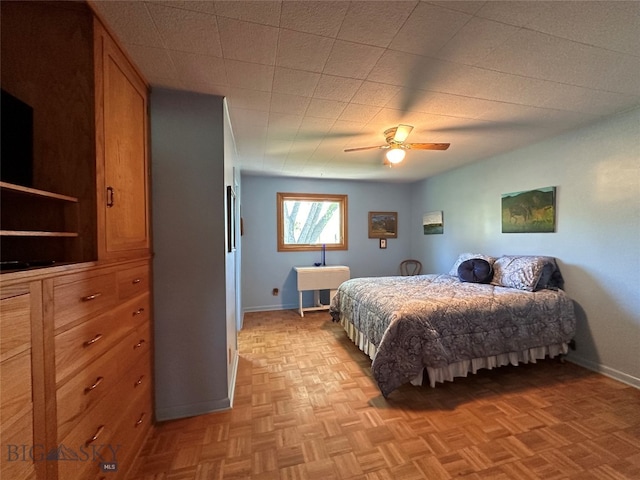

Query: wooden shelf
[[0, 230, 79, 237], [0, 181, 79, 202]]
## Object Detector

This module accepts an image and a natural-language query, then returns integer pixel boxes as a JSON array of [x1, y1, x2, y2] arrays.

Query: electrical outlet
[[272, 288, 279, 296]]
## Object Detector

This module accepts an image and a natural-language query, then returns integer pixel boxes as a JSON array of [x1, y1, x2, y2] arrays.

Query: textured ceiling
[[91, 1, 640, 182]]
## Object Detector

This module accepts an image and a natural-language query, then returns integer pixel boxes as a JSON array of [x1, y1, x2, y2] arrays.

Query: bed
[[329, 254, 577, 397]]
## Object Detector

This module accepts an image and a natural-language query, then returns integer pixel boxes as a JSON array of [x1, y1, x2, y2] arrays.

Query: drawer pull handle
[[132, 278, 141, 284], [85, 376, 104, 393], [134, 339, 146, 349], [134, 375, 145, 387], [84, 334, 103, 347], [82, 292, 102, 302], [85, 425, 105, 446], [107, 186, 115, 207], [133, 308, 145, 316], [135, 413, 145, 426]]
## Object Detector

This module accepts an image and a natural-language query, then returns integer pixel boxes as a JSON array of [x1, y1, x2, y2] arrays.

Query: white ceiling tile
[[338, 104, 382, 124], [213, 1, 281, 27], [276, 29, 335, 72], [224, 88, 271, 111], [169, 51, 228, 86], [478, 29, 640, 95], [92, 1, 162, 47], [305, 98, 347, 119], [428, 1, 485, 15], [323, 41, 385, 79], [475, 1, 547, 27], [351, 82, 402, 107], [337, 1, 418, 47], [225, 60, 274, 91], [270, 93, 311, 116], [522, 1, 640, 56], [389, 3, 471, 57], [280, 1, 349, 37], [272, 67, 321, 97], [313, 75, 363, 103], [218, 17, 279, 65], [122, 44, 178, 82], [157, 1, 217, 15], [434, 17, 521, 65], [146, 3, 222, 56]]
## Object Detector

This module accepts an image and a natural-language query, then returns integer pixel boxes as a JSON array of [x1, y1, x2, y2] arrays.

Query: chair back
[[400, 259, 422, 276]]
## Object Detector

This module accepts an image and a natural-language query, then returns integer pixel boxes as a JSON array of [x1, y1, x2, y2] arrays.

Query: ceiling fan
[[344, 124, 450, 165]]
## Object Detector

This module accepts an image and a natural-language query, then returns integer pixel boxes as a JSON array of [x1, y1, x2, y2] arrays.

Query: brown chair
[[400, 259, 422, 276]]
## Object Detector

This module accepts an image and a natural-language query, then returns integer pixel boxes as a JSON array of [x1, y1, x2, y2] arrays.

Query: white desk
[[294, 265, 350, 317]]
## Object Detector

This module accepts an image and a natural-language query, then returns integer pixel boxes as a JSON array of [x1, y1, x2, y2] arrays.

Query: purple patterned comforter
[[329, 274, 576, 397]]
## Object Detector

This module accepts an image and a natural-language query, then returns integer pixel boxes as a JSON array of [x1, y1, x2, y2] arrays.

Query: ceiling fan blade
[[394, 124, 414, 143], [406, 142, 450, 151], [344, 145, 387, 152]]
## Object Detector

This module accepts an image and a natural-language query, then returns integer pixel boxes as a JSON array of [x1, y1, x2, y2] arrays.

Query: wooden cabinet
[[1, 3, 153, 480], [94, 21, 150, 260], [1, 1, 150, 270]]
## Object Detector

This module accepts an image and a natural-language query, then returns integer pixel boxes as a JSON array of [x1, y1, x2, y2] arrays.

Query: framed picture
[[379, 238, 387, 249], [368, 211, 398, 238], [227, 185, 236, 252], [501, 186, 556, 233], [423, 211, 443, 234]]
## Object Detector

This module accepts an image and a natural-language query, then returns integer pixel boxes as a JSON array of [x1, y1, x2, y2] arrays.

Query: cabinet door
[[95, 22, 150, 258]]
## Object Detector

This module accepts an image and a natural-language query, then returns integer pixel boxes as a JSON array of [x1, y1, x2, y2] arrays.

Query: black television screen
[[1, 89, 34, 186]]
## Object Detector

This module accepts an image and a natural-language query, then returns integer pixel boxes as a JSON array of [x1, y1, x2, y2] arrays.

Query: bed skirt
[[340, 317, 569, 388]]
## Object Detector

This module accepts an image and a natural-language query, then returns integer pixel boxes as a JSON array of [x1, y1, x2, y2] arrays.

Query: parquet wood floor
[[130, 310, 640, 479]]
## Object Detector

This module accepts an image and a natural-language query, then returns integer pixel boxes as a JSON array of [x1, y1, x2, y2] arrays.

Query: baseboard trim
[[243, 304, 298, 313], [567, 354, 640, 389], [155, 397, 232, 422]]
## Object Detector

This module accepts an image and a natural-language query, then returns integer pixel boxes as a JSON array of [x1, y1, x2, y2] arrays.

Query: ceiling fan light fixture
[[386, 146, 406, 164]]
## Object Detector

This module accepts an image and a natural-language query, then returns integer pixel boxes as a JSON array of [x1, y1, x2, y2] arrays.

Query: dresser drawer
[[121, 292, 150, 329], [53, 270, 117, 331], [117, 264, 150, 302], [0, 292, 31, 361], [0, 410, 36, 480], [56, 339, 129, 441], [57, 388, 121, 480], [55, 302, 139, 386]]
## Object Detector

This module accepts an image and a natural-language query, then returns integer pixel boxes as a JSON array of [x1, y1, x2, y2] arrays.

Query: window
[[277, 192, 348, 252]]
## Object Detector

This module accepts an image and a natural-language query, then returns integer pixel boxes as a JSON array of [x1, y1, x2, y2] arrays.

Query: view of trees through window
[[277, 193, 348, 251]]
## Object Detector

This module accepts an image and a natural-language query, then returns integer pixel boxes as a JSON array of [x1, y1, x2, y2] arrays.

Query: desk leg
[[298, 291, 304, 317]]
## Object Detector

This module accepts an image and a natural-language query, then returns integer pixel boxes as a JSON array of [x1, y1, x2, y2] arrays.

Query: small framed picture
[[379, 238, 387, 249]]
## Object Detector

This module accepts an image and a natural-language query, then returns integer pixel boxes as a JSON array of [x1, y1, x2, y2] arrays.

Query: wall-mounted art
[[423, 211, 443, 234], [368, 211, 397, 238], [501, 186, 556, 233]]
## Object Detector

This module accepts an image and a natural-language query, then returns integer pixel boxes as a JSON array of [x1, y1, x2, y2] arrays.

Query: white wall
[[411, 108, 640, 387]]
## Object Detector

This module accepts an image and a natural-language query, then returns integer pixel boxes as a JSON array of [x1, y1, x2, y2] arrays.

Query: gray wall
[[241, 108, 639, 388], [152, 89, 239, 420]]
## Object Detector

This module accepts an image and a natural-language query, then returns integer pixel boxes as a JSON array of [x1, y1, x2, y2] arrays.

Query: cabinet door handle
[[134, 339, 146, 349], [106, 186, 115, 207], [85, 425, 105, 446], [133, 307, 145, 316], [135, 413, 145, 426], [134, 375, 145, 387], [82, 292, 102, 302], [132, 278, 141, 284], [85, 376, 104, 393], [83, 334, 103, 347]]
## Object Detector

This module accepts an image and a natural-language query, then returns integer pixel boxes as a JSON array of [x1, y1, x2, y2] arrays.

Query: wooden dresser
[[1, 2, 153, 479]]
